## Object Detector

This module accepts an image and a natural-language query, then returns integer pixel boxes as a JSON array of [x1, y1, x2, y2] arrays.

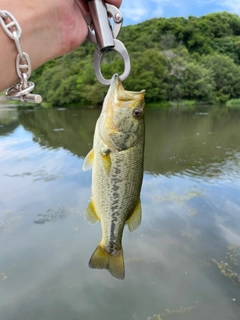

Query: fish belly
[[92, 134, 144, 248]]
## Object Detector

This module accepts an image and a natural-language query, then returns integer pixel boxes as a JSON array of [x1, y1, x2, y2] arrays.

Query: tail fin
[[89, 245, 125, 280]]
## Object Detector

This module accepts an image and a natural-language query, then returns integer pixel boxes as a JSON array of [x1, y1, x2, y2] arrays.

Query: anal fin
[[127, 198, 142, 232], [85, 198, 99, 224]]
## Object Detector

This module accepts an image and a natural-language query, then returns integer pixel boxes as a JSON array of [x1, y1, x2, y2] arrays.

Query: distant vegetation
[[31, 12, 240, 107]]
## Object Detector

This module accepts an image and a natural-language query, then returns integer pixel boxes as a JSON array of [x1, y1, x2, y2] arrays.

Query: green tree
[[164, 47, 189, 101], [124, 49, 168, 102], [36, 60, 83, 106], [183, 62, 215, 101], [30, 12, 240, 106], [201, 54, 240, 101]]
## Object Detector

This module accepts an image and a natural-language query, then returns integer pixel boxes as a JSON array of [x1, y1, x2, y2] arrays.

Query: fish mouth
[[109, 74, 145, 102], [111, 73, 120, 87], [109, 73, 120, 95]]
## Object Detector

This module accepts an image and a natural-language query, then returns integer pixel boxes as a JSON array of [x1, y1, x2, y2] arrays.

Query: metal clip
[[86, 0, 130, 85]]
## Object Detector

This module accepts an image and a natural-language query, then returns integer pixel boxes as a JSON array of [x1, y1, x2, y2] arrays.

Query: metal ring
[[93, 39, 131, 85]]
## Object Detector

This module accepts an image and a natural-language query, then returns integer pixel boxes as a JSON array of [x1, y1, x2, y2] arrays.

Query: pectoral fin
[[127, 199, 142, 232], [101, 152, 111, 174], [85, 198, 99, 224], [82, 149, 94, 171]]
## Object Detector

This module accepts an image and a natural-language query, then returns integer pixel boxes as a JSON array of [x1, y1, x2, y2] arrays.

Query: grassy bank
[[226, 99, 240, 108], [147, 100, 197, 108]]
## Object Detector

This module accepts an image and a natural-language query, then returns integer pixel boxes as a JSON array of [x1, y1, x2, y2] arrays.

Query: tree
[[30, 12, 240, 105], [124, 49, 168, 102], [164, 47, 189, 101], [182, 62, 215, 101], [201, 54, 240, 101]]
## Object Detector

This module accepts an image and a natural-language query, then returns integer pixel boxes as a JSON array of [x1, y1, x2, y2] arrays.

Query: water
[[0, 105, 240, 320]]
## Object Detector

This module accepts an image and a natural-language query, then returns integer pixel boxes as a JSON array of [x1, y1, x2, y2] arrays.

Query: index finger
[[106, 0, 122, 8]]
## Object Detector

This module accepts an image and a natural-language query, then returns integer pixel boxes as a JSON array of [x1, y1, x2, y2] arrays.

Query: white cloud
[[196, 0, 217, 4], [121, 7, 148, 21], [221, 0, 240, 14], [197, 0, 240, 14], [121, 0, 148, 21], [121, 0, 174, 23], [121, 0, 240, 25], [218, 224, 240, 246]]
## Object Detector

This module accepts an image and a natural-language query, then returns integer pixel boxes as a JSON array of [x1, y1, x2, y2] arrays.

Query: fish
[[83, 74, 146, 280]]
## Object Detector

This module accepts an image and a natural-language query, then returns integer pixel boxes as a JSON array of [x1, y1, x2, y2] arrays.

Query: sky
[[121, 0, 240, 25]]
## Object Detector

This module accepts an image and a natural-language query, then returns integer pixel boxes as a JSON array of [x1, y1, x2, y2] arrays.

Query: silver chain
[[0, 10, 42, 103]]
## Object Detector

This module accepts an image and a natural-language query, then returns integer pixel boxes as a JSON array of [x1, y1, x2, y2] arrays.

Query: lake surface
[[0, 104, 240, 320]]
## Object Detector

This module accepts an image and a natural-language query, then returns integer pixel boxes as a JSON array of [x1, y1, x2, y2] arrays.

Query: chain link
[[13, 30, 24, 58], [16, 52, 32, 80], [0, 10, 22, 39], [0, 10, 42, 103]]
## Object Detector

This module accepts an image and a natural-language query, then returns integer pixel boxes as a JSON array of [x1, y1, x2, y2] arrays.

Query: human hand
[[51, 0, 122, 57], [0, 0, 122, 91]]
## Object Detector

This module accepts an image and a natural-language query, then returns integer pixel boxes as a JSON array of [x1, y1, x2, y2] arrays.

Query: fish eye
[[132, 108, 143, 119]]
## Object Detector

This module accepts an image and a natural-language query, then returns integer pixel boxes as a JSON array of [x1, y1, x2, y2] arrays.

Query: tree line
[[31, 12, 240, 106]]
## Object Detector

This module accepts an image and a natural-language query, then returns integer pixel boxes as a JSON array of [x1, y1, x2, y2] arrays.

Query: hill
[[31, 12, 240, 106]]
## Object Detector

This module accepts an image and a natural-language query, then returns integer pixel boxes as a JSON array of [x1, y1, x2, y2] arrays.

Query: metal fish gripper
[[85, 0, 131, 85]]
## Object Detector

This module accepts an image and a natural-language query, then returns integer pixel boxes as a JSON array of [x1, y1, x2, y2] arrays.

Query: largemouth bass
[[83, 74, 146, 280]]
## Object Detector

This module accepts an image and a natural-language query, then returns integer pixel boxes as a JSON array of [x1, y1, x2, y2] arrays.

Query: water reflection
[[0, 105, 240, 320], [19, 107, 99, 156], [18, 106, 240, 180], [0, 106, 19, 136], [144, 106, 240, 180]]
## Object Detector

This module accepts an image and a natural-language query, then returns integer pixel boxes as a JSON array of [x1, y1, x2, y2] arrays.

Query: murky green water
[[0, 104, 240, 320]]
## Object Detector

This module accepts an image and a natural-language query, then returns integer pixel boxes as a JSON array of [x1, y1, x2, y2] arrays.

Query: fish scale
[[93, 141, 144, 245]]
